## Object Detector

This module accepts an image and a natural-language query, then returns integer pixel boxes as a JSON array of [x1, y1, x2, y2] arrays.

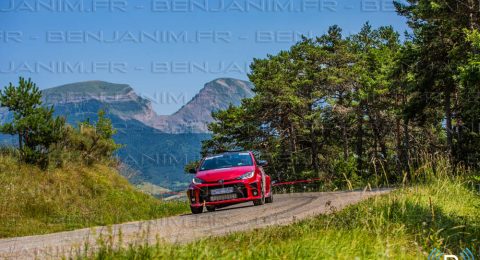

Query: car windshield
[[199, 152, 253, 171]]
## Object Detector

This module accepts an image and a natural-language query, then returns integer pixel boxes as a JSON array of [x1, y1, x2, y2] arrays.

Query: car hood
[[195, 166, 255, 183]]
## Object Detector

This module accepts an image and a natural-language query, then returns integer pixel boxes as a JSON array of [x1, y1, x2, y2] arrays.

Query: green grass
[[0, 154, 189, 238], [85, 177, 479, 259]]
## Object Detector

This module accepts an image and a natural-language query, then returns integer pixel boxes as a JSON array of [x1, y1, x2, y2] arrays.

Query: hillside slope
[[0, 154, 188, 238]]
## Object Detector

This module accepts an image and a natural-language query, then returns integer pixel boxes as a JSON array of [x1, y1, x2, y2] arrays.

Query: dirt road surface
[[0, 189, 391, 259]]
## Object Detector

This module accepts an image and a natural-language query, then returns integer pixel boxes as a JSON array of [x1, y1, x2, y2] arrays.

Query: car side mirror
[[188, 168, 197, 174], [258, 160, 268, 167]]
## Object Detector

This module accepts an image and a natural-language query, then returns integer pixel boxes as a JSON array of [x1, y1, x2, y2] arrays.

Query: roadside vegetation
[[0, 78, 189, 238], [86, 157, 479, 259]]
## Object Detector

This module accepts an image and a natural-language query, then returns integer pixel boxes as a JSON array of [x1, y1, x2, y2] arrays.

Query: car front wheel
[[265, 180, 273, 203], [253, 184, 265, 206], [265, 193, 273, 203], [190, 206, 203, 214]]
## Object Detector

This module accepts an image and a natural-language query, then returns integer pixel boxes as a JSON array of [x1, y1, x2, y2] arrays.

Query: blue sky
[[0, 0, 408, 114]]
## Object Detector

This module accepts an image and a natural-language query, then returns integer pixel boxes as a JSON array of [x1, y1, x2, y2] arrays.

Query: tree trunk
[[355, 103, 364, 175], [18, 132, 23, 150], [343, 123, 349, 160], [311, 133, 319, 174], [379, 138, 387, 161], [454, 90, 463, 162], [402, 118, 411, 176], [18, 131, 24, 160], [288, 125, 297, 176], [468, 0, 478, 30], [445, 90, 453, 158], [395, 116, 402, 175], [339, 95, 349, 160]]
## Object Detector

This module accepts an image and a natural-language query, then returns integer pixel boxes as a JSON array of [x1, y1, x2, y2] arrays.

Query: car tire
[[190, 206, 203, 214], [206, 206, 216, 212], [253, 184, 265, 206], [265, 193, 273, 203], [265, 180, 273, 203]]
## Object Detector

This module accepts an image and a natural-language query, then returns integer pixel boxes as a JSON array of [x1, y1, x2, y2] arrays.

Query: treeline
[[0, 77, 121, 168], [202, 1, 480, 186]]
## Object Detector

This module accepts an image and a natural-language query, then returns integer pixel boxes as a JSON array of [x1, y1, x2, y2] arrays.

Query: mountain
[[42, 81, 157, 125], [0, 78, 254, 189], [41, 78, 254, 134], [153, 78, 255, 133]]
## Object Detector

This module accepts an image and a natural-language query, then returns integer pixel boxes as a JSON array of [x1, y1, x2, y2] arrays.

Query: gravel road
[[0, 189, 392, 259]]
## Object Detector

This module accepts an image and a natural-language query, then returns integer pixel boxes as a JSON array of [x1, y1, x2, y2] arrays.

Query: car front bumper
[[187, 179, 262, 207]]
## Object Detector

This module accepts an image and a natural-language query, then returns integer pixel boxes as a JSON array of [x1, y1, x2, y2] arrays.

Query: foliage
[[183, 160, 200, 173], [203, 25, 405, 186], [457, 29, 480, 167], [61, 110, 122, 166], [394, 0, 480, 165], [0, 77, 66, 167]]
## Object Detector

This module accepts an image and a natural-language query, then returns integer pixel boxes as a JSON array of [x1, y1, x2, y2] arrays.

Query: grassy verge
[[86, 177, 479, 259], [0, 155, 189, 238]]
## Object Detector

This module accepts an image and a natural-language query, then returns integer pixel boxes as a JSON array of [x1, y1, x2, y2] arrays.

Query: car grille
[[199, 183, 247, 202], [210, 193, 237, 201]]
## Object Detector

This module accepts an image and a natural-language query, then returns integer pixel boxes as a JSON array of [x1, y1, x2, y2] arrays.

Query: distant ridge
[[42, 81, 137, 104], [43, 80, 131, 95], [40, 78, 254, 133]]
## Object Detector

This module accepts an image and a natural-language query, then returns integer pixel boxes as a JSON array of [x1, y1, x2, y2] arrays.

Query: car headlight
[[192, 177, 204, 184], [237, 171, 255, 180]]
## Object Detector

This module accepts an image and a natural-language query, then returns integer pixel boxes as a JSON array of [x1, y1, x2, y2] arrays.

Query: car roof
[[206, 151, 252, 157]]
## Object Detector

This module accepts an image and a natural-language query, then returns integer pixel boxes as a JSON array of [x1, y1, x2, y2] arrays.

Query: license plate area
[[210, 193, 237, 201], [210, 187, 234, 195]]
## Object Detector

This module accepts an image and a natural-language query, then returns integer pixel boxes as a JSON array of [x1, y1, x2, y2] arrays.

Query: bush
[[49, 110, 122, 167], [332, 155, 361, 190]]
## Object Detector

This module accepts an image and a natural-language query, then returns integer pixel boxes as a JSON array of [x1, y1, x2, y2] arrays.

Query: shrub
[[63, 110, 122, 165]]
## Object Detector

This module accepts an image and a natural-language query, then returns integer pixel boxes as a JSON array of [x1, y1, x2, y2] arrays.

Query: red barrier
[[272, 178, 322, 186]]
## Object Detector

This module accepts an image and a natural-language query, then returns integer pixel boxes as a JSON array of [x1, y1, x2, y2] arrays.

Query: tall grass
[[83, 156, 479, 259], [0, 154, 189, 238]]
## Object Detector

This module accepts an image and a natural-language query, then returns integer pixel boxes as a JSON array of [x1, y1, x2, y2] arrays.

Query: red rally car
[[187, 151, 273, 214]]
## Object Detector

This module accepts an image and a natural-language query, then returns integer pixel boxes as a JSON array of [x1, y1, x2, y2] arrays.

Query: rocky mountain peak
[[156, 78, 254, 133], [41, 81, 137, 104]]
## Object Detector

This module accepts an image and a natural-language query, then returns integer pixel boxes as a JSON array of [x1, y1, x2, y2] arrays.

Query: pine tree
[[0, 77, 65, 166], [394, 0, 480, 161]]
